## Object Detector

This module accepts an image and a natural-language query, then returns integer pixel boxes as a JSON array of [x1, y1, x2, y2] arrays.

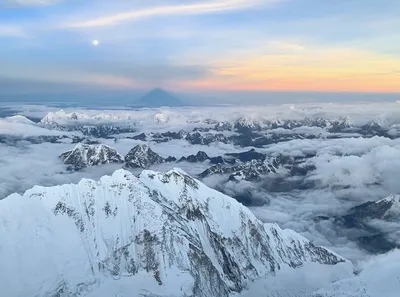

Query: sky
[[0, 0, 400, 100]]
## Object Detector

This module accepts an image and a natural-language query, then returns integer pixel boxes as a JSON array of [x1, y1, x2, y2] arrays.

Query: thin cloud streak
[[0, 24, 26, 37], [1, 0, 61, 7], [64, 0, 278, 28]]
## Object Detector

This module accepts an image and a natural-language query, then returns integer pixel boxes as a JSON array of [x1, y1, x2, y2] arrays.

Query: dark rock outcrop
[[179, 151, 210, 163], [124, 144, 165, 168]]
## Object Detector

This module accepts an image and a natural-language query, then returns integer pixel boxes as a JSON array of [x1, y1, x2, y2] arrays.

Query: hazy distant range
[[1, 84, 399, 107]]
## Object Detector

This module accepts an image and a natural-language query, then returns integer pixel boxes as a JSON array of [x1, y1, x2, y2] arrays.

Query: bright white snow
[[0, 168, 352, 297]]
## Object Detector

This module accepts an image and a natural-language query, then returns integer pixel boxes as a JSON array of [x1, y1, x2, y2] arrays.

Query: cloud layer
[[1, 103, 400, 264]]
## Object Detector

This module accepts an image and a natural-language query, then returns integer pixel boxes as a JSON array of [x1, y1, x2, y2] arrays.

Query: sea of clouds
[[1, 102, 400, 264]]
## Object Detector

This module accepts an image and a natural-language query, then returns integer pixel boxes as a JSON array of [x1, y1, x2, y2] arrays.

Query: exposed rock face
[[199, 163, 228, 178], [185, 132, 229, 145], [76, 125, 135, 138], [179, 151, 210, 163], [59, 143, 124, 170], [0, 169, 348, 297], [199, 156, 292, 182], [262, 117, 351, 132], [226, 149, 266, 162], [124, 144, 165, 168], [209, 156, 225, 164], [161, 130, 186, 140], [234, 117, 262, 133], [335, 194, 400, 253], [214, 121, 233, 131], [130, 133, 147, 141], [151, 130, 187, 143], [359, 121, 390, 137], [342, 194, 400, 223], [42, 122, 136, 138], [165, 156, 177, 162]]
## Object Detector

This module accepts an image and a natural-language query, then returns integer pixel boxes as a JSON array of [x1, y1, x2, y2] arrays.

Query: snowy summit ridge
[[0, 168, 350, 297], [124, 144, 165, 168], [59, 143, 124, 170]]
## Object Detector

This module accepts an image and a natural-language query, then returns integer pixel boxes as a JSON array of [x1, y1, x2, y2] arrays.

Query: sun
[[92, 40, 99, 46]]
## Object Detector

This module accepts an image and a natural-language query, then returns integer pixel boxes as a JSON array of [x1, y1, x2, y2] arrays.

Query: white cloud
[[1, 103, 400, 264], [316, 249, 400, 297], [0, 24, 26, 37], [268, 41, 305, 52], [0, 118, 77, 137], [64, 0, 279, 28], [2, 0, 61, 7]]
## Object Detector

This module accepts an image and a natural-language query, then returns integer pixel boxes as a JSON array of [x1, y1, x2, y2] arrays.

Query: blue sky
[[1, 0, 400, 98]]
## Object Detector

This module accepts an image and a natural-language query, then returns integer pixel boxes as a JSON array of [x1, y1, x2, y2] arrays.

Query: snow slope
[[59, 143, 124, 170], [378, 194, 400, 218], [0, 169, 352, 297], [314, 249, 400, 297], [5, 115, 35, 124]]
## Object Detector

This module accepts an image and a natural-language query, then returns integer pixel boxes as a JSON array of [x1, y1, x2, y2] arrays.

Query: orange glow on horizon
[[176, 76, 400, 93], [173, 47, 400, 93]]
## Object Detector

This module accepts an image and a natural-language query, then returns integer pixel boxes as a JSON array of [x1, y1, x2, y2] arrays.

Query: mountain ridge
[[0, 168, 351, 297], [59, 143, 124, 170]]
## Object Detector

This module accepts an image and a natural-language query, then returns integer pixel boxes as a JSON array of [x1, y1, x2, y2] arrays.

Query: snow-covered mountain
[[124, 144, 165, 168], [226, 148, 266, 162], [59, 143, 124, 170], [336, 194, 400, 253], [41, 110, 90, 124], [199, 155, 292, 182], [40, 110, 133, 124], [42, 122, 137, 138], [4, 115, 35, 124], [185, 132, 229, 145], [215, 121, 233, 131], [153, 112, 170, 123], [234, 117, 262, 133], [0, 169, 351, 297], [37, 107, 400, 143], [343, 194, 400, 222], [179, 151, 210, 163], [40, 110, 138, 137]]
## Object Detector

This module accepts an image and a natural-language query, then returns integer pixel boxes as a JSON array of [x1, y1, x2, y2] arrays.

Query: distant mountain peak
[[151, 87, 167, 93], [124, 144, 165, 168], [136, 88, 183, 107], [59, 143, 124, 171]]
